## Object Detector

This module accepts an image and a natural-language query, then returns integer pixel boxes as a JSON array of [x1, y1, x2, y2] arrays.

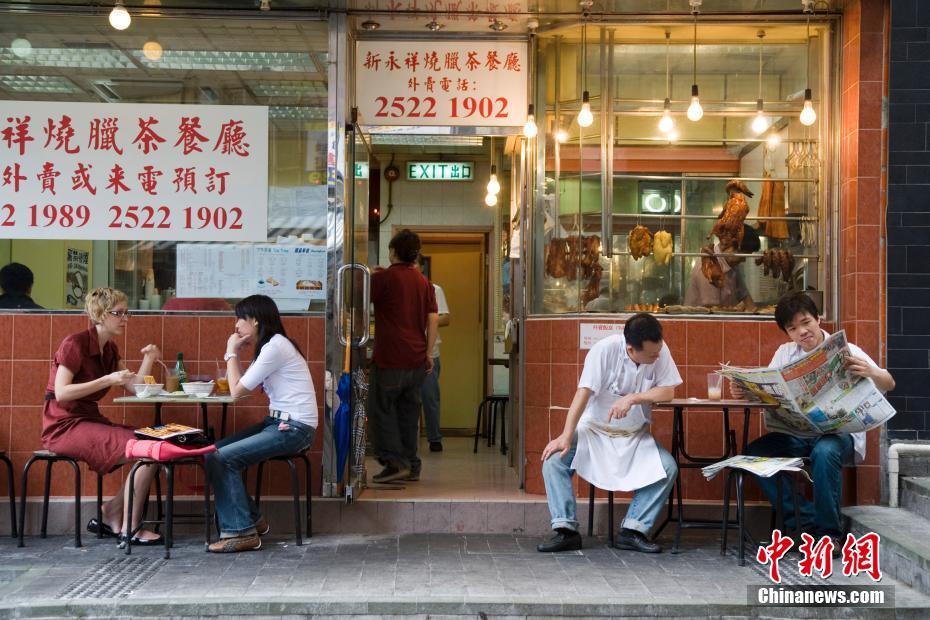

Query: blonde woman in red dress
[[41, 288, 213, 545]]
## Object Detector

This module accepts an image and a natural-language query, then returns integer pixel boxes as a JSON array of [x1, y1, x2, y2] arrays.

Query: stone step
[[901, 477, 930, 520], [843, 505, 930, 596]]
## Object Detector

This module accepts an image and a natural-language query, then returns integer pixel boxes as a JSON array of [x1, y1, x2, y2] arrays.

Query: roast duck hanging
[[653, 230, 673, 265], [544, 235, 603, 304], [627, 225, 653, 260], [701, 180, 753, 288]]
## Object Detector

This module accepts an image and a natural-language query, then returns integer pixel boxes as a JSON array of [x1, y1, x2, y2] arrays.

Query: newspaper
[[717, 330, 895, 437], [702, 455, 808, 481], [134, 423, 205, 444]]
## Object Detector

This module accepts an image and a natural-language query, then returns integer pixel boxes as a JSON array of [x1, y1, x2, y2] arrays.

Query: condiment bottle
[[175, 352, 187, 385]]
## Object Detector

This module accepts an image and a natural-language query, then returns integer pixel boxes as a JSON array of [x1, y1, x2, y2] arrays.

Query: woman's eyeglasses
[[108, 310, 132, 318]]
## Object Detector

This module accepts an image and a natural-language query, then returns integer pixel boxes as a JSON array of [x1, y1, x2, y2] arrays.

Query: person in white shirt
[[537, 313, 682, 554], [732, 292, 895, 547], [416, 254, 451, 454], [205, 294, 317, 553], [684, 224, 760, 310]]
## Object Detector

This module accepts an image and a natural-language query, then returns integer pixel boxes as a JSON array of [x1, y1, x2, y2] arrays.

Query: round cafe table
[[652, 398, 779, 553]]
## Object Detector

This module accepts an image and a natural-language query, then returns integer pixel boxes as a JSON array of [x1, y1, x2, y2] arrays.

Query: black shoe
[[117, 533, 164, 547], [372, 465, 410, 483], [613, 528, 661, 553], [406, 468, 421, 481], [86, 518, 118, 539], [537, 529, 582, 553], [429, 441, 443, 452]]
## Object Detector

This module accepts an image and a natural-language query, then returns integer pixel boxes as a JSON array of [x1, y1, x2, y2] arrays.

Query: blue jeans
[[205, 417, 315, 537], [744, 432, 854, 537], [542, 433, 678, 535], [421, 356, 442, 443]]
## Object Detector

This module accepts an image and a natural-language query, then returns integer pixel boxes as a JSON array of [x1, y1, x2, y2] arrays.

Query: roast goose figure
[[754, 248, 795, 283], [653, 230, 673, 265], [701, 244, 725, 289], [628, 225, 653, 260], [710, 179, 753, 253], [543, 234, 604, 304]]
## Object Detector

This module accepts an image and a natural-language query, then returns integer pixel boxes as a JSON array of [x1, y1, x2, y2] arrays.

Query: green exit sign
[[407, 162, 473, 181], [354, 162, 369, 179]]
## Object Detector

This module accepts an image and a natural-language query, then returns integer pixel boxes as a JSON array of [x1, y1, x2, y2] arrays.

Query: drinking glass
[[215, 368, 230, 395], [707, 373, 723, 400], [164, 370, 180, 394]]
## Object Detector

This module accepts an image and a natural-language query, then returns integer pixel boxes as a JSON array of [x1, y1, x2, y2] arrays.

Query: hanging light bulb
[[108, 0, 131, 30], [687, 9, 702, 122], [751, 31, 768, 134], [523, 104, 538, 138], [142, 40, 163, 61], [555, 127, 569, 143], [667, 130, 680, 143], [687, 85, 703, 122], [486, 165, 501, 195], [800, 7, 817, 126], [800, 88, 817, 126], [484, 192, 498, 207], [658, 99, 675, 134], [752, 100, 768, 134], [577, 91, 594, 127], [766, 131, 782, 149]]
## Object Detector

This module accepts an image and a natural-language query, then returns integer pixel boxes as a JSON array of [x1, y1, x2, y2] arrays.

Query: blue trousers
[[542, 433, 678, 535], [744, 432, 854, 537], [205, 417, 314, 537], [420, 356, 442, 443]]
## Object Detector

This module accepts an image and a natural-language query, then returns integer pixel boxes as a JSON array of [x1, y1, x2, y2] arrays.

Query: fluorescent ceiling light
[[130, 50, 316, 72], [250, 80, 327, 97], [268, 106, 328, 120], [0, 47, 135, 69], [0, 75, 82, 94], [370, 135, 484, 147]]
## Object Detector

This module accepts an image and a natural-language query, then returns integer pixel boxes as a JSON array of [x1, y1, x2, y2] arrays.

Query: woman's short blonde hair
[[85, 287, 128, 324]]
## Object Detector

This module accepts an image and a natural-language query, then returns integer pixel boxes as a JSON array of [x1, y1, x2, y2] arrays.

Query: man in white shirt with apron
[[734, 292, 895, 548], [538, 313, 682, 554]]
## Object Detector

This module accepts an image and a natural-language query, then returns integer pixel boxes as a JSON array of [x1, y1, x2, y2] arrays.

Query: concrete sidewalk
[[0, 531, 927, 619]]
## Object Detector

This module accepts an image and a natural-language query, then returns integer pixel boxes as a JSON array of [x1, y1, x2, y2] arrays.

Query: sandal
[[86, 518, 118, 539]]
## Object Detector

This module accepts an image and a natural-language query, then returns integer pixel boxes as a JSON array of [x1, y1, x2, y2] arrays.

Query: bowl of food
[[133, 383, 163, 398], [181, 381, 215, 398]]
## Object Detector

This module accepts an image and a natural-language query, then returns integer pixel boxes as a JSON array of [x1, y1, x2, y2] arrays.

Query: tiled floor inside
[[362, 436, 527, 500]]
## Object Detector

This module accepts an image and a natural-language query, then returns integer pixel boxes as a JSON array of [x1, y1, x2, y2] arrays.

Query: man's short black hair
[[389, 229, 421, 263], [0, 262, 34, 295], [774, 291, 819, 332], [624, 312, 663, 349], [739, 224, 761, 254]]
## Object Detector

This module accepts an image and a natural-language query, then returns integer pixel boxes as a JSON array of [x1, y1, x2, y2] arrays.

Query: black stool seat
[[18, 450, 103, 548], [253, 453, 312, 545], [0, 451, 16, 537], [125, 456, 211, 560], [473, 396, 508, 454]]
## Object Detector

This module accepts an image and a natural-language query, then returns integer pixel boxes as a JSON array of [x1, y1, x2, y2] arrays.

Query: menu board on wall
[[580, 323, 624, 349], [0, 101, 268, 241], [355, 40, 527, 127], [176, 243, 326, 302]]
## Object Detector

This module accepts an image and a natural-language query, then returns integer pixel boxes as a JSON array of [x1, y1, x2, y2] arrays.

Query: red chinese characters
[[44, 115, 80, 154], [756, 529, 795, 584], [841, 532, 882, 581], [88, 117, 124, 154], [797, 533, 835, 579], [2, 116, 34, 156], [213, 120, 250, 157], [131, 116, 167, 155], [37, 162, 61, 195], [71, 163, 97, 195], [2, 164, 26, 192], [175, 117, 209, 155]]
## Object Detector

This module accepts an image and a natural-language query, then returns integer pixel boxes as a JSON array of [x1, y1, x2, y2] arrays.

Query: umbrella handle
[[343, 336, 351, 374]]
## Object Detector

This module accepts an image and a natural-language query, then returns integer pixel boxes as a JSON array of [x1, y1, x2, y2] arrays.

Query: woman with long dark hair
[[205, 294, 317, 552]]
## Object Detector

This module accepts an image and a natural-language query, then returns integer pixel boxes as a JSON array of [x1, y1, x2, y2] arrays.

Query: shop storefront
[[0, 0, 891, 530]]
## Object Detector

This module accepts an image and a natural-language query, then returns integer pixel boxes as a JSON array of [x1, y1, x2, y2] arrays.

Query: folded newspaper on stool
[[134, 423, 209, 446], [702, 455, 810, 481]]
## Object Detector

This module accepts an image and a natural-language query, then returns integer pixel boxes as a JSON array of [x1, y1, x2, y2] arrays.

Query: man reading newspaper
[[729, 292, 895, 549]]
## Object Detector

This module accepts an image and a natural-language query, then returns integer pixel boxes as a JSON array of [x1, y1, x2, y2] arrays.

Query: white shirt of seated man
[[571, 334, 682, 492]]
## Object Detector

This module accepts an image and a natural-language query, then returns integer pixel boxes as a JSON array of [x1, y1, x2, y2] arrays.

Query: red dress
[[41, 327, 135, 474]]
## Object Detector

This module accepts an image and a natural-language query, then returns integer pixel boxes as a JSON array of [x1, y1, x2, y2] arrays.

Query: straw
[[156, 359, 171, 374]]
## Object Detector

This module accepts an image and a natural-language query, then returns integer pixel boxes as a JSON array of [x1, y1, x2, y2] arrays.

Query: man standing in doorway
[[416, 254, 451, 453], [368, 230, 439, 483]]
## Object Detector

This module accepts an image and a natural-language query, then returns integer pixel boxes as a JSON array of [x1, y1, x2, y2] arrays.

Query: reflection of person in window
[[684, 224, 760, 309], [0, 262, 44, 309]]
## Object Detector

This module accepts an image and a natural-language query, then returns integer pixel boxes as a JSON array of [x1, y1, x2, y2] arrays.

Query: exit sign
[[354, 162, 369, 179], [407, 161, 473, 181]]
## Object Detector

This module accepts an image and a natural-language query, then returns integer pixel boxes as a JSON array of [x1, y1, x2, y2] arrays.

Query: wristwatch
[[223, 352, 238, 362]]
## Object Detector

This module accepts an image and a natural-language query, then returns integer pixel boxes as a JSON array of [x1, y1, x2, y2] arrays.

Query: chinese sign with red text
[[356, 41, 527, 127], [0, 101, 268, 241]]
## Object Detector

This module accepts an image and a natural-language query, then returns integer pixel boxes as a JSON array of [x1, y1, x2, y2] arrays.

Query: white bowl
[[133, 383, 163, 398], [182, 381, 215, 397]]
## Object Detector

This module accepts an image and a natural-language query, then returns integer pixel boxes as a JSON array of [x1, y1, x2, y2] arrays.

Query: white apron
[[571, 405, 665, 492]]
